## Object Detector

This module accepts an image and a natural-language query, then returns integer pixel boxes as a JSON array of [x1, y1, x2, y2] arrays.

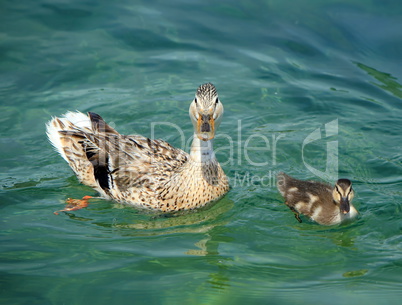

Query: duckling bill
[[277, 172, 358, 225]]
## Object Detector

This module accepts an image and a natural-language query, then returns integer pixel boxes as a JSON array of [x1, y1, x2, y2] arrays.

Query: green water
[[1, 0, 402, 304]]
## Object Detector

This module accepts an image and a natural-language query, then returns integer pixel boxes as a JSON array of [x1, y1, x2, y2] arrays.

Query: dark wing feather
[[62, 112, 189, 194]]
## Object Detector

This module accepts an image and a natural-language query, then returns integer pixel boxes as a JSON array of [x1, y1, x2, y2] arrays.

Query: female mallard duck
[[277, 172, 358, 225], [46, 83, 229, 213]]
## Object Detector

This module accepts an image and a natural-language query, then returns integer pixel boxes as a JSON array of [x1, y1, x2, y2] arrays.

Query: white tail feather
[[63, 111, 91, 129], [45, 111, 91, 162]]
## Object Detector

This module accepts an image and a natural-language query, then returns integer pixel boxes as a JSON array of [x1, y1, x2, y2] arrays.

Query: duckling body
[[277, 172, 358, 225], [46, 83, 229, 212]]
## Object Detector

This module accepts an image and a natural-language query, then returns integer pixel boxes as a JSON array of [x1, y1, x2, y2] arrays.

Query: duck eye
[[194, 98, 198, 104], [215, 97, 219, 104]]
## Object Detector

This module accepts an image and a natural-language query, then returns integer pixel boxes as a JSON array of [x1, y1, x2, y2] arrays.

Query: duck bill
[[340, 198, 350, 214], [196, 114, 215, 141]]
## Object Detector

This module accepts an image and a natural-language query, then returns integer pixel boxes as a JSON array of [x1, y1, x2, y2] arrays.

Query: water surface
[[1, 1, 402, 304]]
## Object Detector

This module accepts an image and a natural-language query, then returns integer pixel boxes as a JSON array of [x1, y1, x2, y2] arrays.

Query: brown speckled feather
[[46, 84, 229, 212]]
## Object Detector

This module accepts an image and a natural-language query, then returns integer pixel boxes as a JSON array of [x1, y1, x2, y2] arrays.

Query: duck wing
[[47, 111, 189, 196]]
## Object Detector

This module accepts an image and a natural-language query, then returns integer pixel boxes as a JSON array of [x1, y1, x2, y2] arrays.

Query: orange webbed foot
[[54, 196, 93, 215]]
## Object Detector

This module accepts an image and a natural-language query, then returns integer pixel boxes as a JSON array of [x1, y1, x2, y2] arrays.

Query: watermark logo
[[302, 119, 338, 182], [150, 119, 286, 168], [66, 116, 339, 188]]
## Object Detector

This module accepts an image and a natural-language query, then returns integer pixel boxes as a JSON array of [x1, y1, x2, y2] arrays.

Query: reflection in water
[[295, 218, 365, 248], [208, 270, 231, 291], [116, 196, 237, 293], [119, 197, 236, 293], [58, 196, 236, 293], [343, 269, 368, 278], [187, 226, 235, 292], [355, 61, 402, 99], [62, 197, 234, 235], [186, 236, 211, 256], [113, 198, 234, 234]]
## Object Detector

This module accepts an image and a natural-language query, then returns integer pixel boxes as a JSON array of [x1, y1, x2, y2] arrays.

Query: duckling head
[[332, 179, 354, 214], [189, 83, 224, 141]]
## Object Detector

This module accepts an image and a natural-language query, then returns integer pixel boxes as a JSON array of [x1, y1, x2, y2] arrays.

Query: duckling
[[277, 172, 358, 225]]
